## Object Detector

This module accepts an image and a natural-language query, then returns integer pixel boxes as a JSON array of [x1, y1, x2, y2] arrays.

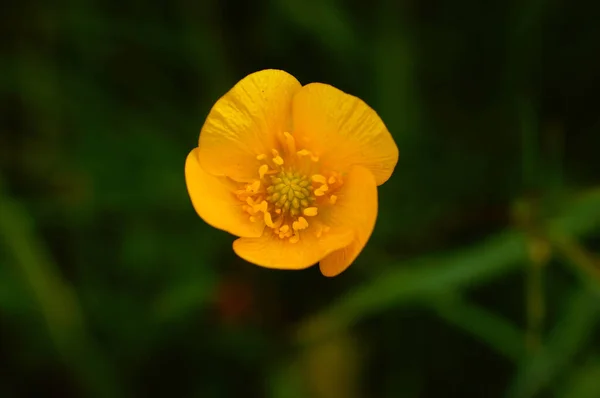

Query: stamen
[[246, 180, 260, 193], [252, 200, 268, 213], [283, 132, 296, 154], [297, 149, 319, 162], [241, 155, 341, 241], [273, 156, 284, 166], [264, 212, 275, 228], [303, 207, 318, 216], [312, 174, 327, 184], [315, 225, 323, 238], [259, 164, 269, 179], [292, 217, 309, 231], [314, 185, 329, 196]]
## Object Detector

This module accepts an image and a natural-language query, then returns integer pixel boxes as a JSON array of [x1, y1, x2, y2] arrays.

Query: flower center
[[235, 131, 342, 244], [266, 171, 315, 217]]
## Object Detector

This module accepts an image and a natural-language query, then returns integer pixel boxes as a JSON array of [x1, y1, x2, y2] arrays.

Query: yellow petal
[[319, 166, 378, 277], [292, 83, 398, 186], [185, 148, 264, 238], [233, 228, 353, 270], [198, 70, 302, 181]]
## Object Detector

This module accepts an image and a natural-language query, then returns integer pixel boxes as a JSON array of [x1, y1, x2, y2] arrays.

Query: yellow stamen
[[273, 156, 284, 166], [329, 195, 337, 204], [289, 234, 300, 244], [252, 200, 268, 213], [246, 180, 260, 193], [328, 176, 336, 184], [303, 207, 318, 216], [315, 224, 323, 238], [279, 228, 293, 239], [259, 164, 269, 179], [292, 217, 309, 231], [264, 212, 275, 228], [283, 132, 296, 154], [312, 174, 327, 184], [314, 185, 329, 196], [256, 154, 267, 160], [297, 149, 319, 162]]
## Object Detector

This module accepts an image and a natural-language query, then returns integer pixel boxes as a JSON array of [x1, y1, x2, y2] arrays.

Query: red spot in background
[[214, 277, 255, 326]]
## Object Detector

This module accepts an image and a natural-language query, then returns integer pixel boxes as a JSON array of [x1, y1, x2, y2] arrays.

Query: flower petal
[[198, 69, 302, 181], [233, 228, 353, 270], [185, 148, 264, 238], [319, 165, 378, 277], [292, 83, 399, 185]]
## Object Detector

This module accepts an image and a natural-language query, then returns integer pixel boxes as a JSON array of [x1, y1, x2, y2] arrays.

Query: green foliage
[[1, 0, 599, 397]]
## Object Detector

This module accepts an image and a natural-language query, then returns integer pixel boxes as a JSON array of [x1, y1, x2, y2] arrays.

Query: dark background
[[1, 0, 600, 397]]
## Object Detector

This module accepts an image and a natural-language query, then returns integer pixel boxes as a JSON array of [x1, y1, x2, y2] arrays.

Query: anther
[[252, 200, 268, 213], [256, 154, 267, 160], [303, 207, 318, 216], [259, 164, 269, 179], [297, 149, 319, 161], [329, 195, 337, 204], [283, 132, 296, 154], [264, 212, 275, 228], [289, 234, 300, 244], [312, 174, 327, 184], [314, 185, 329, 196], [273, 156, 284, 166], [292, 217, 309, 231], [246, 180, 261, 193]]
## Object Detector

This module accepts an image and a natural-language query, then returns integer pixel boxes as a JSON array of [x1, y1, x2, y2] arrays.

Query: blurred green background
[[1, 0, 599, 397]]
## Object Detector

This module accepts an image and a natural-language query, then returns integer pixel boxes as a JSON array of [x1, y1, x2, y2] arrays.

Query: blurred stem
[[429, 293, 525, 362], [297, 189, 600, 346], [547, 229, 600, 294], [506, 288, 600, 398], [0, 176, 124, 398], [525, 236, 550, 353]]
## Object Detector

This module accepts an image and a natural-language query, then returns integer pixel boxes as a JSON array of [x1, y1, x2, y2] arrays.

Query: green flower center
[[266, 171, 315, 216]]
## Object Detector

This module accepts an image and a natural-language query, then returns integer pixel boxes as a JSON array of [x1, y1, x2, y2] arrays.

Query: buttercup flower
[[185, 70, 398, 277]]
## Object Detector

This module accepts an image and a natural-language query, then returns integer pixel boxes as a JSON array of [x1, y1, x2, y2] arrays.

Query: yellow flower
[[185, 70, 398, 277]]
